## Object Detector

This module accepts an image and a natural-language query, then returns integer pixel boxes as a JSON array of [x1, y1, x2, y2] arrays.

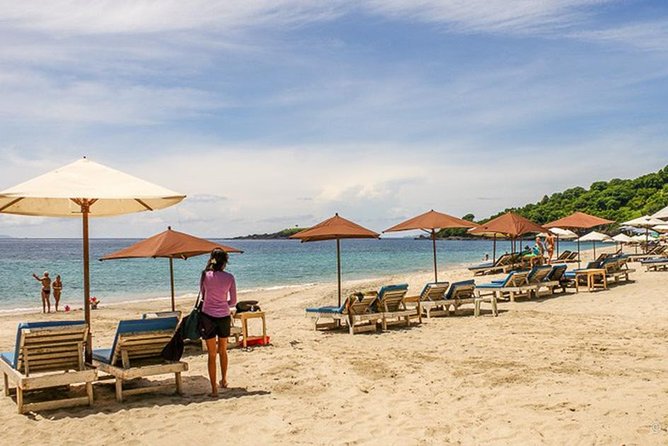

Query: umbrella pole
[[593, 241, 596, 259], [336, 238, 342, 307], [432, 230, 438, 282], [645, 228, 649, 253], [169, 257, 176, 311], [81, 202, 92, 361], [556, 235, 560, 258], [577, 237, 581, 268], [492, 234, 497, 264]]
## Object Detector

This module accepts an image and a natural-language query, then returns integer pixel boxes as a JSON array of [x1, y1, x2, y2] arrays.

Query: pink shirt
[[201, 271, 237, 318]]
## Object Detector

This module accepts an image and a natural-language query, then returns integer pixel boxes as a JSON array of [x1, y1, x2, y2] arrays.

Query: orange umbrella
[[101, 226, 243, 310], [290, 214, 379, 306], [469, 212, 545, 261], [384, 209, 476, 281], [544, 212, 614, 266]]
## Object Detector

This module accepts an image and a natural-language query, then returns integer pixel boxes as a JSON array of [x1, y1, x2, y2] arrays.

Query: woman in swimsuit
[[53, 275, 62, 312], [32, 271, 52, 313]]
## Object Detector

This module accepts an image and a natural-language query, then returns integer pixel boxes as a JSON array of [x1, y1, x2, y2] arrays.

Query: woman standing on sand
[[199, 248, 237, 397], [32, 271, 51, 313], [53, 275, 63, 312]]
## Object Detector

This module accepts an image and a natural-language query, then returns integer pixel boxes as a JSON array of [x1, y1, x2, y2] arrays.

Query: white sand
[[0, 249, 667, 445]]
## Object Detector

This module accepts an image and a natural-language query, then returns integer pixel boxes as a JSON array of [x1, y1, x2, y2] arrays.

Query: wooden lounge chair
[[373, 284, 413, 330], [554, 250, 572, 262], [475, 271, 531, 302], [641, 257, 668, 271], [563, 251, 579, 263], [468, 253, 514, 276], [437, 279, 496, 317], [0, 320, 96, 413], [408, 282, 449, 319], [92, 317, 187, 402], [305, 293, 381, 335], [536, 264, 568, 296], [602, 257, 635, 283]]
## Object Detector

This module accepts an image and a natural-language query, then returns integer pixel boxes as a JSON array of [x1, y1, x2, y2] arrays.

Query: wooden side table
[[234, 311, 268, 348], [574, 269, 607, 292]]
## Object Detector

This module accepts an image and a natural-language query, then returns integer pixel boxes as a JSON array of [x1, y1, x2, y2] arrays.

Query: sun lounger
[[373, 284, 413, 330], [306, 293, 381, 335], [468, 253, 517, 276], [436, 279, 496, 317], [535, 264, 568, 296], [602, 257, 635, 283], [564, 251, 579, 262], [407, 282, 449, 319], [92, 317, 187, 402], [0, 320, 96, 413], [554, 250, 572, 262], [475, 270, 531, 302], [641, 257, 668, 271]]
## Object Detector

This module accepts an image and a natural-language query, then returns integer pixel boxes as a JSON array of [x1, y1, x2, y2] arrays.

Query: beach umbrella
[[290, 214, 379, 306], [469, 212, 545, 261], [577, 231, 611, 259], [607, 233, 633, 252], [653, 224, 668, 233], [0, 158, 185, 358], [651, 205, 668, 220], [383, 210, 476, 282], [622, 215, 665, 252], [544, 212, 614, 267], [101, 226, 242, 311], [538, 227, 577, 257]]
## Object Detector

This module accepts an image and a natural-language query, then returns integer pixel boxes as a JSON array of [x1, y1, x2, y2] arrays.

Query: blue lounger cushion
[[469, 262, 494, 270], [305, 305, 345, 314], [93, 317, 178, 365], [476, 272, 518, 289], [3, 320, 86, 369], [444, 280, 475, 298], [419, 282, 449, 299], [640, 258, 668, 264], [377, 284, 409, 296]]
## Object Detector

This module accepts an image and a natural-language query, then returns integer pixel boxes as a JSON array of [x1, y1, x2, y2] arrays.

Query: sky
[[0, 1, 667, 238]]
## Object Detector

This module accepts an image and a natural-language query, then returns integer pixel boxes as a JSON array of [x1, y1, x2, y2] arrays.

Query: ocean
[[0, 238, 583, 312]]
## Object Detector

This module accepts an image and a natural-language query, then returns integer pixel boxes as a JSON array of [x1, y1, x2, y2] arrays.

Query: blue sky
[[0, 1, 667, 237]]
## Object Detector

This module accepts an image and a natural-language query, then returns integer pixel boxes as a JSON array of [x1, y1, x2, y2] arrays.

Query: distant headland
[[232, 227, 306, 240]]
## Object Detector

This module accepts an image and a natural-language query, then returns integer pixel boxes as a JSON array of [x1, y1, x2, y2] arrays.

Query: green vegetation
[[435, 164, 668, 237], [487, 164, 668, 225], [233, 227, 306, 240]]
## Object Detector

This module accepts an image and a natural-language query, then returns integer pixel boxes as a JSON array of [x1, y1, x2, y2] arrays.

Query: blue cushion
[[527, 265, 551, 281], [0, 352, 13, 367], [469, 262, 494, 270], [545, 265, 568, 281], [100, 317, 178, 366], [305, 306, 343, 314], [92, 348, 113, 364], [419, 282, 449, 299], [7, 320, 86, 369], [444, 280, 475, 298], [377, 284, 408, 297]]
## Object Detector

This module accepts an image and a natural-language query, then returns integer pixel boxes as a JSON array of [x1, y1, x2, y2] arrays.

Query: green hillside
[[437, 164, 668, 237], [494, 164, 668, 224]]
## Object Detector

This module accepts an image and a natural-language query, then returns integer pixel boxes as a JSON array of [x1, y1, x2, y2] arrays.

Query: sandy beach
[[0, 250, 666, 445]]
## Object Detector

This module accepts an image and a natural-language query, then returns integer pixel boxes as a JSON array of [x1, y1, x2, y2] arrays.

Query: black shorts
[[199, 312, 231, 340]]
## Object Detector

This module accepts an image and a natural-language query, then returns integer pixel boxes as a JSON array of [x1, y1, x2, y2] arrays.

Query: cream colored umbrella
[[577, 231, 611, 258], [0, 158, 185, 358], [622, 215, 664, 252], [653, 224, 668, 233], [652, 205, 668, 220]]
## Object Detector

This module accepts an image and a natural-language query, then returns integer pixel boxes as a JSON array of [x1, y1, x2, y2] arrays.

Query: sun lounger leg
[[474, 299, 480, 317], [115, 379, 124, 403], [3, 372, 8, 397], [491, 296, 498, 316], [175, 372, 183, 395], [16, 386, 23, 414], [86, 381, 94, 406]]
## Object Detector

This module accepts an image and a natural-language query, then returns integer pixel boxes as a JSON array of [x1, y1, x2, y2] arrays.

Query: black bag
[[183, 272, 205, 340], [161, 320, 185, 361], [236, 300, 260, 313]]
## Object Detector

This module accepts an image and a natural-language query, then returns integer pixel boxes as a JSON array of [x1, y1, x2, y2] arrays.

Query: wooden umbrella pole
[[336, 239, 342, 307], [169, 257, 176, 311], [577, 237, 581, 268], [432, 230, 438, 282], [81, 200, 92, 361], [492, 234, 496, 264], [593, 241, 596, 259]]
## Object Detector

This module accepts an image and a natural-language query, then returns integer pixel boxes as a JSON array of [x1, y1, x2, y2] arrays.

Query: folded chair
[[305, 293, 381, 335], [92, 317, 187, 402], [0, 320, 96, 413]]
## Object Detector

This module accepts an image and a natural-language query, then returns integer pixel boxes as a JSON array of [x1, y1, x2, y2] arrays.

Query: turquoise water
[[0, 238, 582, 311]]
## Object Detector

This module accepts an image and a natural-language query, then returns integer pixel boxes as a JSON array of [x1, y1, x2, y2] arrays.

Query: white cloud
[[572, 20, 668, 52]]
